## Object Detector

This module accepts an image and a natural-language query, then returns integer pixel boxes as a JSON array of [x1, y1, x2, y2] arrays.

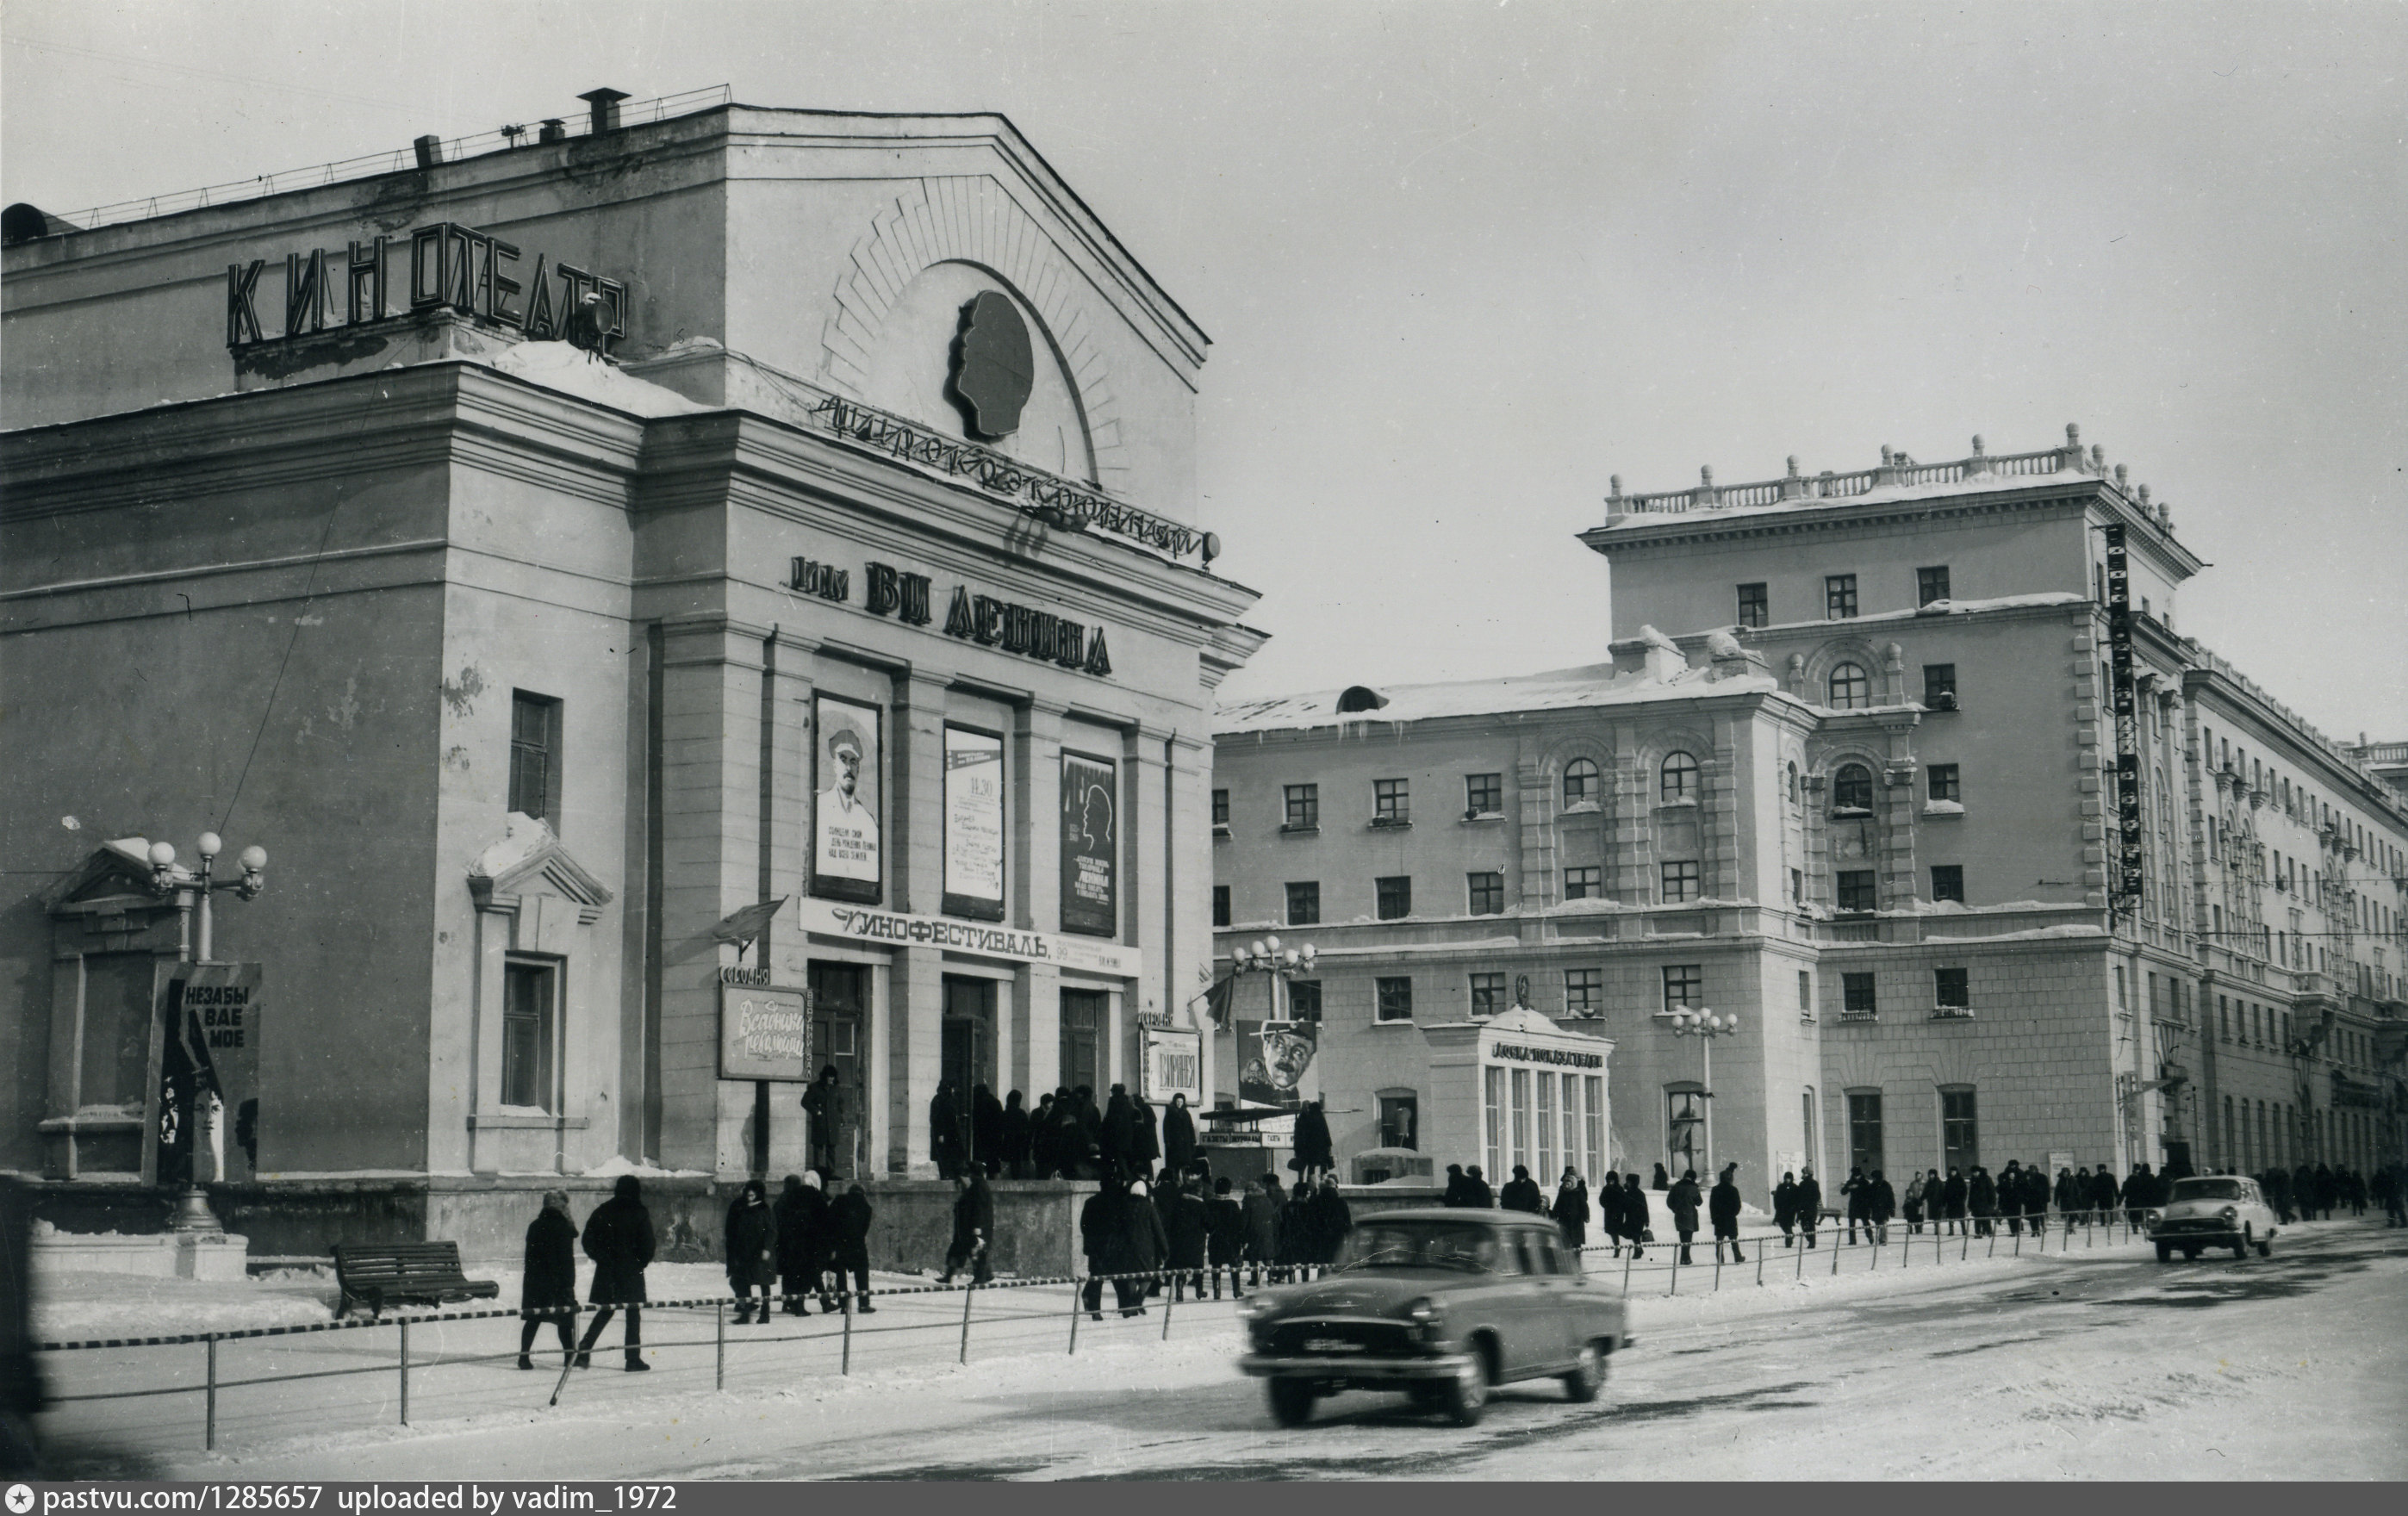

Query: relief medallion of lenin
[[947, 289, 1036, 440]]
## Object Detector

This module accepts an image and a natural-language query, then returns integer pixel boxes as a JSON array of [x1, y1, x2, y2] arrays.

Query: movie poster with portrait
[[1060, 750, 1117, 937], [812, 693, 882, 903], [1236, 1018, 1318, 1110], [943, 724, 1005, 921]]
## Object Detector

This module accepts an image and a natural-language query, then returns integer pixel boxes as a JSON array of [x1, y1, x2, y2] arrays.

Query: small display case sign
[[719, 973, 812, 1082]]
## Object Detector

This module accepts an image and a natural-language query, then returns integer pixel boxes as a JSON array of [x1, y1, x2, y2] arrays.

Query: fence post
[[840, 1291, 853, 1376], [1756, 1248, 1765, 1287], [1795, 1242, 1804, 1280], [1713, 1252, 1722, 1291], [1161, 1277, 1175, 1341], [1067, 1278, 1083, 1356], [715, 1302, 726, 1391], [1831, 1235, 1841, 1275], [960, 1283, 977, 1365], [1987, 1227, 1997, 1258], [205, 1335, 218, 1452], [1622, 1248, 1634, 1292], [1668, 1250, 1678, 1295], [398, 1318, 410, 1426]]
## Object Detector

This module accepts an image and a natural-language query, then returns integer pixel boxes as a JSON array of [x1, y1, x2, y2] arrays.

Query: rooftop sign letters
[[227, 222, 626, 350], [787, 554, 1112, 680]]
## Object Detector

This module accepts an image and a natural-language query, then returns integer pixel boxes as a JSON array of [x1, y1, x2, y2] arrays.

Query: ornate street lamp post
[[146, 832, 268, 1233], [1666, 1006, 1740, 1175], [1229, 934, 1316, 1021]]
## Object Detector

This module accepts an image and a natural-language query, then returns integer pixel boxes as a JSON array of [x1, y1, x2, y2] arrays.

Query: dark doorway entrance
[[941, 976, 997, 1159], [1060, 990, 1104, 1097], [807, 961, 868, 1175]]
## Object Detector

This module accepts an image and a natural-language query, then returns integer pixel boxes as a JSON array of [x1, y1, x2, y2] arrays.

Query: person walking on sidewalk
[[1943, 1166, 1969, 1234], [1207, 1177, 1248, 1297], [576, 1174, 654, 1370], [1709, 1165, 1746, 1264], [1866, 1170, 1896, 1246], [1901, 1171, 1925, 1235], [1243, 1174, 1283, 1285], [1968, 1165, 1999, 1239], [724, 1178, 778, 1324], [1621, 1172, 1651, 1259], [1773, 1171, 1800, 1247], [1080, 1177, 1118, 1320], [1795, 1167, 1823, 1248], [1598, 1171, 1627, 1255], [2123, 1163, 2157, 1229], [1841, 1165, 1870, 1245], [831, 1183, 875, 1313], [1160, 1175, 1210, 1301], [1554, 1168, 1590, 1251], [517, 1189, 579, 1370], [1501, 1165, 1546, 1214], [1669, 1169, 1703, 1265], [940, 1170, 994, 1285]]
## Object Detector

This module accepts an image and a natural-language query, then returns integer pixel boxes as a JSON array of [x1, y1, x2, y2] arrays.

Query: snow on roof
[[476, 341, 707, 419], [1215, 659, 1779, 736]]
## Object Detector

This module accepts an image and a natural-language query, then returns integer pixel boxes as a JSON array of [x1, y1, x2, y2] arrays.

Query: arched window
[[1827, 662, 1871, 710], [1787, 761, 1800, 803], [1563, 757, 1599, 806], [1659, 751, 1699, 803], [1832, 763, 1874, 812]]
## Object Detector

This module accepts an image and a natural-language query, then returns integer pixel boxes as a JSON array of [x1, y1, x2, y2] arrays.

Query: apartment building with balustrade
[[1212, 432, 2408, 1201]]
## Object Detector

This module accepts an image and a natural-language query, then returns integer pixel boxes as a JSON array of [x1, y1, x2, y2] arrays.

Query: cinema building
[[1212, 438, 2408, 1200], [0, 90, 1261, 1260]]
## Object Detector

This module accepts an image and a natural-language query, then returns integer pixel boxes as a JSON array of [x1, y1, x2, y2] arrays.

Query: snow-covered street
[[36, 1219, 2407, 1481]]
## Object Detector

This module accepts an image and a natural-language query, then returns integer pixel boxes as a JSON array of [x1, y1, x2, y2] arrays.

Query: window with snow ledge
[[1923, 799, 1965, 817]]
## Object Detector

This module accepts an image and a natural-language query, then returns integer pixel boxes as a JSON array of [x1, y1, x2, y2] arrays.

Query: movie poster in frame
[[943, 724, 1006, 922], [1060, 749, 1117, 937], [812, 693, 883, 904]]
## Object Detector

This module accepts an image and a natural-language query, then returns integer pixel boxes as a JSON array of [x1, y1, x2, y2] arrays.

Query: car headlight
[[2220, 1206, 2238, 1221], [1243, 1295, 1274, 1322], [1408, 1295, 1445, 1343]]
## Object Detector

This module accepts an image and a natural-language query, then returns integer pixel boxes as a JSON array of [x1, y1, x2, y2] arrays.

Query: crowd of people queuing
[[519, 1079, 2407, 1370]]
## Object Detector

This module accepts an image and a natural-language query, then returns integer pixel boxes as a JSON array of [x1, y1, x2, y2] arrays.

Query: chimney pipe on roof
[[413, 134, 445, 170], [538, 118, 568, 144], [580, 88, 632, 134]]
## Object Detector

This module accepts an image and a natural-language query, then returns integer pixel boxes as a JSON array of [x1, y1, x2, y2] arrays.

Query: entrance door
[[941, 976, 997, 1153], [806, 962, 868, 1174], [1060, 990, 1104, 1096]]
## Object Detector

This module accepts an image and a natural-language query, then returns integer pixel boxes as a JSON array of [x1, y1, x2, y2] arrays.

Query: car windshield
[[1334, 1221, 1495, 1273], [2169, 1178, 2247, 1202]]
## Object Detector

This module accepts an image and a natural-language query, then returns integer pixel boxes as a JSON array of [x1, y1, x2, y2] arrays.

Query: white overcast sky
[[5, 1, 2402, 742]]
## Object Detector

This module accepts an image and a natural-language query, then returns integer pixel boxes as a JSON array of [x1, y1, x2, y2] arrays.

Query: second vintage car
[[1238, 1208, 1631, 1426], [2147, 1174, 2278, 1261]]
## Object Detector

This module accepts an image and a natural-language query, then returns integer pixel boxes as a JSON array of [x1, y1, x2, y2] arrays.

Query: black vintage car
[[1238, 1208, 1632, 1426]]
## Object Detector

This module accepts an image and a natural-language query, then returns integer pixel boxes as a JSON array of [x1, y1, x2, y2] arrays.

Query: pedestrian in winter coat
[[1943, 1168, 1969, 1233], [725, 1179, 778, 1322], [1795, 1169, 1823, 1247], [1077, 1086, 1105, 1171], [1652, 1163, 1671, 1191], [1596, 1171, 1627, 1252], [576, 1174, 655, 1370], [942, 1171, 995, 1284], [1160, 1178, 1210, 1298], [2055, 1168, 2081, 1219], [1207, 1177, 1249, 1297], [971, 1084, 1005, 1178], [1774, 1172, 1801, 1246], [1312, 1177, 1353, 1265], [1132, 1094, 1162, 1176], [1245, 1175, 1285, 1283], [1841, 1167, 1870, 1243], [1708, 1167, 1746, 1263], [930, 1083, 967, 1180], [2313, 1164, 2337, 1221], [774, 1172, 828, 1314], [1669, 1170, 1703, 1264], [1968, 1167, 1999, 1237], [1501, 1165, 1546, 1214], [1866, 1171, 1896, 1244], [517, 1189, 579, 1370], [1100, 1087, 1137, 1176], [1113, 1179, 1171, 1314], [1057, 1087, 1093, 1179], [1901, 1173, 1926, 1234], [1621, 1173, 1651, 1258], [1079, 1181, 1117, 1318], [1278, 1183, 1316, 1277], [1000, 1090, 1032, 1179], [2000, 1161, 2028, 1235], [1443, 1164, 1472, 1206], [2123, 1164, 2156, 1227], [1162, 1093, 1198, 1178], [1291, 1102, 1334, 1181], [1464, 1165, 1496, 1208], [2022, 1167, 2050, 1233], [831, 1184, 875, 1312], [1554, 1170, 1590, 1250], [801, 1065, 856, 1178]]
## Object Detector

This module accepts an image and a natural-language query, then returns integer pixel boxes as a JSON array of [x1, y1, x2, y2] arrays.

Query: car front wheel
[[1444, 1357, 1489, 1426], [2256, 1235, 2272, 1258], [2155, 1241, 2173, 1262], [1266, 1378, 1316, 1428], [1563, 1341, 1605, 1403]]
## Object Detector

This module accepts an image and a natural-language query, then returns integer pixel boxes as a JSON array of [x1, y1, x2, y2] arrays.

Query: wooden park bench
[[333, 1241, 501, 1319]]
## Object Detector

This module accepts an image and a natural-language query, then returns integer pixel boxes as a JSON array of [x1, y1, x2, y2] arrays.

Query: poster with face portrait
[[1237, 1018, 1318, 1109], [812, 693, 882, 903], [1060, 750, 1117, 937], [943, 724, 1005, 921]]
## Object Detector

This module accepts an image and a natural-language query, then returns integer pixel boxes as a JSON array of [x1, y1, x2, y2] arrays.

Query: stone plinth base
[[32, 1226, 250, 1281]]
